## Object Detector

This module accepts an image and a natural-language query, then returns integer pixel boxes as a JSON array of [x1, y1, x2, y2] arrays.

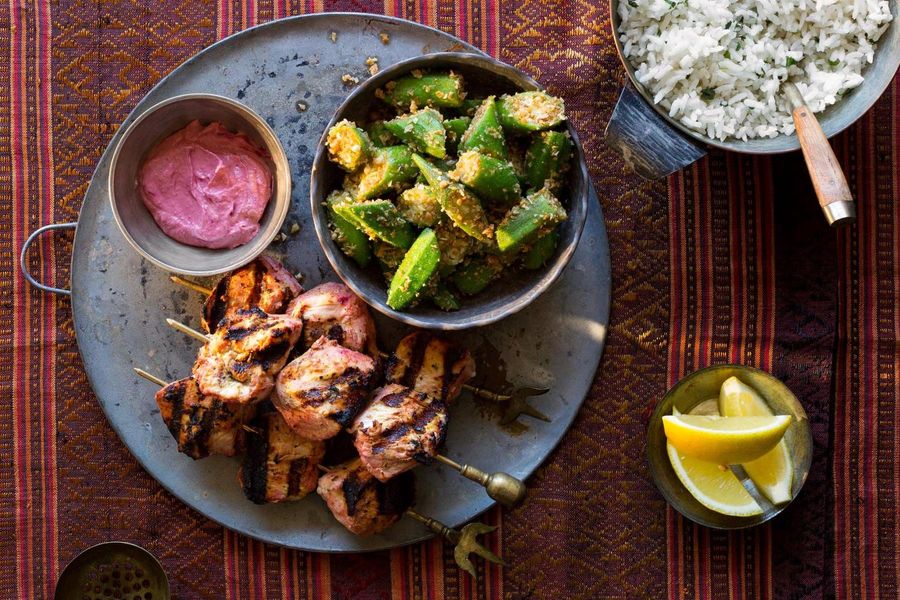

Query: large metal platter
[[70, 13, 610, 552]]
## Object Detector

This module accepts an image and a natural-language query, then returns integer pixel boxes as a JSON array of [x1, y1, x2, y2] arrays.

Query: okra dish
[[323, 69, 573, 311]]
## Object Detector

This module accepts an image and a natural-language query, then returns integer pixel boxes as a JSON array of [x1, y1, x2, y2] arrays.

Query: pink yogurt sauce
[[138, 120, 273, 249]]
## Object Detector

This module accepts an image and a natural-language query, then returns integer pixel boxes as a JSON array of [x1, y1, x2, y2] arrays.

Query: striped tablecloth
[[2, 1, 897, 598]]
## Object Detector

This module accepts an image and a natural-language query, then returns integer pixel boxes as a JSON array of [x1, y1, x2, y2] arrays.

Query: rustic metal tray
[[38, 13, 610, 552]]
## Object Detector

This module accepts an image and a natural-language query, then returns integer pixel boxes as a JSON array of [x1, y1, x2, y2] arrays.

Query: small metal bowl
[[646, 365, 813, 529], [109, 93, 291, 276], [309, 52, 590, 330], [55, 541, 170, 600]]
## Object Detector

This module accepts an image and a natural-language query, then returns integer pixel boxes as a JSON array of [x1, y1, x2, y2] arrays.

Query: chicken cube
[[286, 282, 378, 355], [385, 331, 475, 405]]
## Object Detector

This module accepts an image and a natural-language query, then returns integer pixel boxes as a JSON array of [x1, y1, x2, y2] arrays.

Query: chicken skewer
[[135, 368, 325, 504], [169, 276, 551, 423], [317, 461, 503, 578], [166, 318, 527, 508]]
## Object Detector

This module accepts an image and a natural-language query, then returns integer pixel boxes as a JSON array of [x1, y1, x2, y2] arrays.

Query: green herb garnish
[[701, 87, 715, 101]]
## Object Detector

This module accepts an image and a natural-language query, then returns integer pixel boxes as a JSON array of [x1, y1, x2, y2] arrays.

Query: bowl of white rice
[[612, 0, 898, 153]]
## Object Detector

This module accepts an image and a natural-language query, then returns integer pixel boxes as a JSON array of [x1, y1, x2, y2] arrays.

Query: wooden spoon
[[783, 81, 855, 226]]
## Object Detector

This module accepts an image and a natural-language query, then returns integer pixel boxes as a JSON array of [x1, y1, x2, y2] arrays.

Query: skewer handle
[[134, 368, 167, 387], [434, 455, 527, 509], [462, 384, 510, 402], [783, 81, 855, 226], [405, 510, 461, 545]]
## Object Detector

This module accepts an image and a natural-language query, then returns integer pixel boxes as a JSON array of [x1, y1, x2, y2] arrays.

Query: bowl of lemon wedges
[[646, 365, 813, 529]]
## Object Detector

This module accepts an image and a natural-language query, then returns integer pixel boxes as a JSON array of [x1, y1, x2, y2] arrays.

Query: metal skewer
[[160, 318, 527, 508], [168, 276, 552, 425], [316, 464, 503, 578]]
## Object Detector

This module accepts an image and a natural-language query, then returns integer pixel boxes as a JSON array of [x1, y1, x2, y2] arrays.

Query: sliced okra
[[411, 154, 494, 243], [458, 97, 485, 117], [443, 116, 471, 155], [387, 228, 441, 309], [451, 256, 503, 296], [495, 187, 567, 253], [431, 282, 460, 311], [348, 145, 418, 200], [333, 199, 417, 249], [449, 150, 521, 207], [397, 183, 442, 227], [383, 71, 465, 110], [524, 130, 573, 193], [366, 121, 399, 147], [496, 91, 566, 133], [326, 120, 371, 172], [521, 227, 560, 270], [325, 190, 371, 267], [434, 219, 475, 270], [458, 96, 509, 160], [385, 108, 447, 159]]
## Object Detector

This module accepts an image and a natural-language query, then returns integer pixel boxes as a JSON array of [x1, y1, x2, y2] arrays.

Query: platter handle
[[20, 222, 76, 296], [604, 84, 706, 179]]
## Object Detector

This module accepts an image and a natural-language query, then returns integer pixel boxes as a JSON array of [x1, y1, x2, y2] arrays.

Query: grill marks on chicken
[[193, 308, 303, 404], [317, 459, 415, 535], [385, 332, 476, 406], [239, 403, 326, 504], [155, 376, 254, 459], [287, 282, 378, 355], [351, 384, 449, 481], [203, 256, 303, 333], [274, 337, 378, 441]]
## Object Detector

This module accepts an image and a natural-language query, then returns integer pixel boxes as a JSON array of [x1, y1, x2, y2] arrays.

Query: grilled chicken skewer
[[135, 368, 254, 459], [168, 277, 549, 421], [135, 369, 325, 504], [317, 461, 503, 578], [168, 319, 527, 508]]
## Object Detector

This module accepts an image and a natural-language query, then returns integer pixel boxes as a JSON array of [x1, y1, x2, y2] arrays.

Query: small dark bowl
[[310, 52, 590, 330]]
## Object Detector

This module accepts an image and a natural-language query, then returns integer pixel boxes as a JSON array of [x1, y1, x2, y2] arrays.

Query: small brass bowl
[[646, 365, 813, 529], [55, 541, 170, 600]]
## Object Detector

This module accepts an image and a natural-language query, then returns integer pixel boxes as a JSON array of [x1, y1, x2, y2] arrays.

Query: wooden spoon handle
[[785, 84, 855, 226]]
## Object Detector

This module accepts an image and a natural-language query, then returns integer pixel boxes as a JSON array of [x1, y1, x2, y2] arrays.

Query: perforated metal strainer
[[54, 542, 170, 600]]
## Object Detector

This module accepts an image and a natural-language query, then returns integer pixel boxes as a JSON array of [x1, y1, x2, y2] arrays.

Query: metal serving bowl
[[310, 52, 590, 330], [646, 365, 813, 529], [109, 93, 291, 276]]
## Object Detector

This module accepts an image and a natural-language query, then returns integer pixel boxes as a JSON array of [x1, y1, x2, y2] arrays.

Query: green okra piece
[[347, 145, 418, 200], [387, 228, 441, 309], [496, 91, 566, 133], [451, 256, 503, 296], [334, 199, 417, 249], [384, 108, 447, 159], [458, 98, 485, 117], [326, 120, 371, 172], [449, 150, 521, 207], [431, 282, 460, 311], [443, 116, 471, 155], [495, 187, 567, 253], [434, 219, 475, 270], [397, 183, 442, 227], [521, 227, 560, 270], [383, 71, 466, 110], [411, 154, 494, 243], [458, 96, 508, 160], [366, 121, 399, 147], [325, 190, 371, 268], [524, 130, 573, 193]]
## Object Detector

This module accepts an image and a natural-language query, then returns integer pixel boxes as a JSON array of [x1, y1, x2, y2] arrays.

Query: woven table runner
[[1, 1, 897, 598]]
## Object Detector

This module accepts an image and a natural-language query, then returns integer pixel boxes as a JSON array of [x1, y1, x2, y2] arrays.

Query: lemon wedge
[[662, 414, 792, 464], [719, 377, 793, 504], [667, 442, 763, 517]]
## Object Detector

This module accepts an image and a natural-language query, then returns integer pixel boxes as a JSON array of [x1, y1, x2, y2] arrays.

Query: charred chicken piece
[[274, 337, 378, 441], [317, 458, 415, 535], [239, 403, 326, 504], [193, 308, 303, 404], [203, 256, 303, 333], [386, 331, 476, 405], [286, 282, 378, 355], [155, 376, 255, 459], [351, 384, 449, 482]]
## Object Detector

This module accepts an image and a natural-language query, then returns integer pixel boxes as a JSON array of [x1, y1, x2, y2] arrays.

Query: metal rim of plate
[[62, 13, 611, 552]]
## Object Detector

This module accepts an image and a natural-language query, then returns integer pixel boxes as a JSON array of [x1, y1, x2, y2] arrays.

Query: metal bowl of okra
[[309, 52, 590, 330]]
